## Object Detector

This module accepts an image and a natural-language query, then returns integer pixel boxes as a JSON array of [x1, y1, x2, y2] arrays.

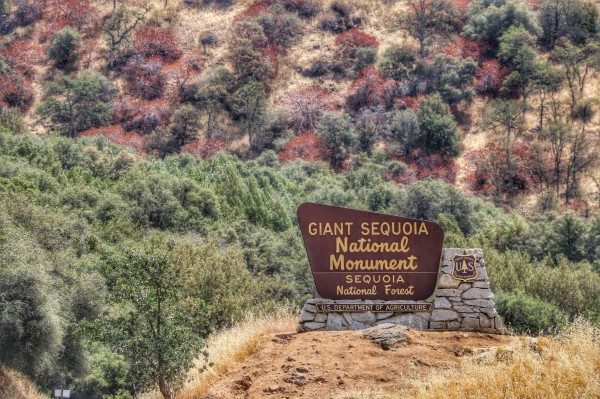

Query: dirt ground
[[203, 328, 517, 399]]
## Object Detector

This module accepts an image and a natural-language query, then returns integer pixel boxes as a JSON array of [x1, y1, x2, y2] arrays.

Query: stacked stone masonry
[[297, 248, 505, 333]]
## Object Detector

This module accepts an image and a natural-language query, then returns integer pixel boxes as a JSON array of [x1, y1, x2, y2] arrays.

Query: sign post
[[296, 203, 505, 333], [54, 389, 71, 398]]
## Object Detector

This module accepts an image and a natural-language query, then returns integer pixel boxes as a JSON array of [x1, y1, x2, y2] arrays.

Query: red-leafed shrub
[[133, 27, 182, 62], [336, 28, 379, 49], [475, 59, 509, 94], [1, 39, 44, 78], [40, 0, 99, 41], [442, 36, 489, 61], [0, 73, 35, 112], [450, 0, 471, 14], [235, 0, 274, 21], [394, 149, 457, 184], [336, 29, 378, 58], [569, 199, 591, 216], [278, 132, 328, 163], [114, 98, 172, 135], [123, 56, 166, 100], [347, 66, 396, 111], [182, 138, 229, 158], [80, 125, 144, 152], [162, 49, 204, 101], [284, 86, 337, 132], [394, 96, 422, 111], [465, 140, 536, 196], [262, 44, 279, 74]]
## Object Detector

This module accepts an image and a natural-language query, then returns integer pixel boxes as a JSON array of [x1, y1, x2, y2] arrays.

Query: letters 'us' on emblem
[[451, 254, 478, 281]]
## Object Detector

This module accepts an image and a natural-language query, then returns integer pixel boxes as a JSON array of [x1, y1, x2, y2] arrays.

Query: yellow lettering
[[361, 222, 369, 235]]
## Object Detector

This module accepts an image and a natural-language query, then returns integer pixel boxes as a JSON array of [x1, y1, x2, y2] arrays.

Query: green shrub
[[354, 47, 377, 71], [378, 44, 417, 81], [48, 27, 81, 70], [496, 291, 568, 334]]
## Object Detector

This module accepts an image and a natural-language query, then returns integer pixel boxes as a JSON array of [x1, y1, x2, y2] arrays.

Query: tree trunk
[[158, 378, 172, 399]]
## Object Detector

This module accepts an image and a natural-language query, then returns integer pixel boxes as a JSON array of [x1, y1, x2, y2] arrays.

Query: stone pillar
[[429, 248, 504, 332], [297, 248, 505, 333]]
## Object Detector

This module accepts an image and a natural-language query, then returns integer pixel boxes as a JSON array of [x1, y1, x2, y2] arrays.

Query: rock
[[377, 314, 428, 330], [441, 265, 453, 274], [479, 314, 492, 328], [434, 297, 452, 309], [234, 376, 252, 391], [447, 321, 461, 330], [326, 313, 347, 331], [464, 299, 495, 308], [494, 315, 504, 329], [414, 311, 431, 321], [435, 289, 463, 297], [462, 288, 494, 300], [300, 309, 316, 322], [431, 309, 459, 322], [376, 312, 394, 320], [454, 305, 475, 313], [304, 322, 326, 331], [351, 321, 370, 330], [266, 385, 282, 393], [475, 267, 489, 281], [473, 281, 490, 289], [296, 324, 305, 333], [429, 321, 445, 329], [361, 323, 408, 350], [458, 283, 472, 290], [303, 304, 317, 313], [437, 274, 460, 288], [442, 248, 459, 260], [342, 313, 353, 325], [351, 311, 376, 324], [296, 366, 309, 373], [461, 317, 480, 330], [314, 313, 328, 323], [307, 298, 333, 305]]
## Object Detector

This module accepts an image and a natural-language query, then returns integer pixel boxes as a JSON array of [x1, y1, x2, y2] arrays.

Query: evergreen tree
[[48, 27, 81, 71], [417, 93, 461, 157], [36, 72, 115, 137], [316, 112, 356, 169]]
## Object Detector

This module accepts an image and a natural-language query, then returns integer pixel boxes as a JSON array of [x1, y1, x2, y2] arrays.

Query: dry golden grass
[[338, 318, 600, 399], [0, 366, 46, 399], [137, 307, 297, 399]]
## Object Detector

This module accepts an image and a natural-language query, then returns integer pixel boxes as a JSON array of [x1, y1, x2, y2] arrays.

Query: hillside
[[1, 0, 600, 398], [1, 0, 599, 209], [173, 316, 599, 399], [201, 328, 516, 399]]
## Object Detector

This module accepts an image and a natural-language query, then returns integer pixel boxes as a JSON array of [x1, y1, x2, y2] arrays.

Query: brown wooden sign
[[298, 203, 444, 300]]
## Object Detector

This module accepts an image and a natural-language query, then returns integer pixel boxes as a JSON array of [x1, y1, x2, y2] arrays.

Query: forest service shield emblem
[[451, 254, 478, 281]]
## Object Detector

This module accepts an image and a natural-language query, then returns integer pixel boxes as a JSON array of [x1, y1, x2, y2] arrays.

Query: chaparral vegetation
[[0, 0, 599, 397]]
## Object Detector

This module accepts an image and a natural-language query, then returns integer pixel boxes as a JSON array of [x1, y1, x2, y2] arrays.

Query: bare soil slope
[[203, 328, 516, 399]]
